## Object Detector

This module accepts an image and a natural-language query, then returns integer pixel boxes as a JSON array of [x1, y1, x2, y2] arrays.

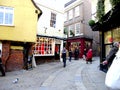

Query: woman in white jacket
[[105, 42, 120, 90]]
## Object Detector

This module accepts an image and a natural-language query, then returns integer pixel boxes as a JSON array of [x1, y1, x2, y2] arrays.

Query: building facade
[[91, 0, 120, 62], [33, 0, 65, 64], [64, 0, 99, 58], [0, 0, 41, 71]]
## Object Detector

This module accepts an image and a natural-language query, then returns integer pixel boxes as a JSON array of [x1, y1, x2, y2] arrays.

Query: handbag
[[105, 56, 120, 89], [99, 63, 108, 73]]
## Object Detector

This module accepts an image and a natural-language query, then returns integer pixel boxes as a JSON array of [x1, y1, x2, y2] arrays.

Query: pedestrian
[[103, 42, 119, 68], [86, 48, 92, 64], [74, 47, 79, 60], [0, 50, 5, 76], [105, 42, 120, 89], [68, 48, 72, 62], [83, 48, 87, 60], [62, 47, 67, 67]]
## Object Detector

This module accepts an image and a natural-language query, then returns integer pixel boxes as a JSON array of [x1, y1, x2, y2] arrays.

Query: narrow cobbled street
[[0, 57, 108, 90]]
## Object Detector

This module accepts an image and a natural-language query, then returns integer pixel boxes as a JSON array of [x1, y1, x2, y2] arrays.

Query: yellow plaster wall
[[0, 0, 39, 42]]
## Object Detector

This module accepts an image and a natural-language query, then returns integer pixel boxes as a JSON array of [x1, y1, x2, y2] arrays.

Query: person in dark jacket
[[69, 48, 72, 62], [0, 50, 5, 76], [62, 47, 67, 67], [74, 47, 79, 60], [103, 42, 119, 67]]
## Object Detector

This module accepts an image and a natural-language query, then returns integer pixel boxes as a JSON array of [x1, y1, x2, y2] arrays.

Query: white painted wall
[[34, 0, 65, 38], [105, 0, 112, 13]]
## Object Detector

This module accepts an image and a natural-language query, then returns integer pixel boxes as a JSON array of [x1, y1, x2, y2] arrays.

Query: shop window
[[32, 37, 55, 56], [71, 42, 80, 52], [113, 28, 120, 42], [104, 31, 112, 44], [105, 45, 112, 57]]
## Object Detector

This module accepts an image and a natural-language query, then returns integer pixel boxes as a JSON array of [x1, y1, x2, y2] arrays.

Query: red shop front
[[66, 37, 92, 58]]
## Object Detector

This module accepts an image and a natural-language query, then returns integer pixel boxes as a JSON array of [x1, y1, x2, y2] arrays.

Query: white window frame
[[75, 6, 80, 17], [0, 6, 14, 26], [69, 25, 74, 37], [75, 23, 80, 36]]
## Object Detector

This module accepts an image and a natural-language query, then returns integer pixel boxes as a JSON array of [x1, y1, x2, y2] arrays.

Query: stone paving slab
[[0, 57, 108, 90]]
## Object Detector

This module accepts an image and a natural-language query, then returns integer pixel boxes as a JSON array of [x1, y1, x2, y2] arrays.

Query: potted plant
[[88, 20, 95, 26]]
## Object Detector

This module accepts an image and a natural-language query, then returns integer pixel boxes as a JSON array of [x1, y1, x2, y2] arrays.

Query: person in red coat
[[86, 49, 92, 64]]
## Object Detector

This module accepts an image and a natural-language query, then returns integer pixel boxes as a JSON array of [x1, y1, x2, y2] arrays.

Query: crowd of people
[[61, 46, 93, 67]]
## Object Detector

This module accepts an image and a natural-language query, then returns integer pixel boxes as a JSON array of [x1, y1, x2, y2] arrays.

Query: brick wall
[[6, 49, 24, 71], [2, 41, 24, 71]]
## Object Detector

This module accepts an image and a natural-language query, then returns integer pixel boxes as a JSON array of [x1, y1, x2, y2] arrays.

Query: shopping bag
[[105, 56, 120, 89], [82, 55, 86, 60], [60, 58, 63, 62]]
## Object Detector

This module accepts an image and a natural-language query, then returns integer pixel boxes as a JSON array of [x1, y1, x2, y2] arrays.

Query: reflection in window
[[113, 28, 120, 42], [104, 31, 112, 44]]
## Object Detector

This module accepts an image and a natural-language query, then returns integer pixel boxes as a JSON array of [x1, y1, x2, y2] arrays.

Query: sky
[[34, 0, 71, 11]]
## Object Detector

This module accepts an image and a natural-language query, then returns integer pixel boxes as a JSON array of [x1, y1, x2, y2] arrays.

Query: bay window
[[32, 37, 55, 56]]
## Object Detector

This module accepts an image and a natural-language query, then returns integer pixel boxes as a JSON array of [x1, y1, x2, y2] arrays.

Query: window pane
[[5, 13, 13, 24], [64, 12, 67, 21], [75, 23, 80, 35], [75, 6, 79, 17], [104, 31, 112, 44], [69, 10, 73, 19], [9, 14, 13, 24], [50, 13, 56, 28], [5, 13, 9, 24], [0, 12, 3, 24]]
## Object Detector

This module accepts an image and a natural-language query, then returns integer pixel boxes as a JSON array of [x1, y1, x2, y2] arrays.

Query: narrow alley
[[0, 57, 108, 90]]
